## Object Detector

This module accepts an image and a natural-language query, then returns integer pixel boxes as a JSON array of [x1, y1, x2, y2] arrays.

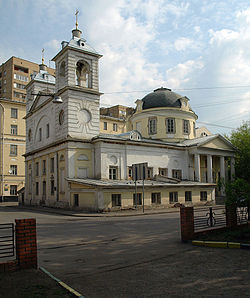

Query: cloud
[[44, 39, 61, 51], [174, 37, 193, 51]]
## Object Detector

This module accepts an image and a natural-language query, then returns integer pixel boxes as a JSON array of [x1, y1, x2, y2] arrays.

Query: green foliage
[[225, 122, 250, 207], [225, 178, 250, 207], [229, 121, 250, 181]]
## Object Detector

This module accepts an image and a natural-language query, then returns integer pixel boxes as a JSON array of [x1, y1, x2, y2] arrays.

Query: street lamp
[[0, 102, 4, 202]]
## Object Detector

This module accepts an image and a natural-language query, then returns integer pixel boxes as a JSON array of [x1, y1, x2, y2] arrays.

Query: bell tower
[[52, 11, 102, 140]]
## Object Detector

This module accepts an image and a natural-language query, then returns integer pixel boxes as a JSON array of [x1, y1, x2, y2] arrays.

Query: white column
[[220, 156, 225, 181], [207, 154, 213, 183], [194, 153, 201, 182], [230, 157, 235, 181]]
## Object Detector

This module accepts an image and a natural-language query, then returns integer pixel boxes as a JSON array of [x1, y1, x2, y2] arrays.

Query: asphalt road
[[1, 205, 250, 297]]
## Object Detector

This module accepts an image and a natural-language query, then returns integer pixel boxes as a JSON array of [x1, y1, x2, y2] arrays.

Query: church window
[[109, 166, 118, 180], [166, 118, 175, 133], [39, 128, 42, 141], [42, 160, 46, 175], [148, 118, 157, 135], [10, 185, 17, 196], [35, 182, 39, 196], [112, 194, 121, 207], [104, 122, 107, 130], [76, 60, 90, 88], [35, 162, 39, 176], [59, 110, 64, 125], [46, 123, 50, 138], [28, 129, 32, 141], [50, 158, 54, 173], [50, 179, 55, 195], [113, 123, 117, 132], [59, 61, 66, 76], [172, 169, 182, 180], [10, 145, 17, 156], [183, 120, 189, 134], [128, 166, 132, 179]]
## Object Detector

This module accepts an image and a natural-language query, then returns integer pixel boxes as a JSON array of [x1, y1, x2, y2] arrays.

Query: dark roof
[[142, 87, 183, 110]]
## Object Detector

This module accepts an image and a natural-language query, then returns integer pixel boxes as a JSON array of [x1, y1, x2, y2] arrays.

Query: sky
[[0, 0, 250, 135]]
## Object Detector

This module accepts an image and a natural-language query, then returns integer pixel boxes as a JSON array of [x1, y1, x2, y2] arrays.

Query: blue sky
[[1, 0, 250, 135]]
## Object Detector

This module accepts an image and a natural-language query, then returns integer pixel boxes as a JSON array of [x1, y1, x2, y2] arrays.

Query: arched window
[[76, 60, 90, 88], [59, 61, 66, 77]]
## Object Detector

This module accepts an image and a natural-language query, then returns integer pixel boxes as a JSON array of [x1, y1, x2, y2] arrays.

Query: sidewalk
[[1, 202, 180, 217]]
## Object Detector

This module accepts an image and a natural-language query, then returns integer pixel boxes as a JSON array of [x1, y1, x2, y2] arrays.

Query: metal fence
[[0, 223, 15, 259], [194, 206, 227, 232], [237, 207, 249, 225]]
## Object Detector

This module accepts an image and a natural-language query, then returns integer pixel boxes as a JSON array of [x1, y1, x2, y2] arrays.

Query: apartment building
[[0, 57, 55, 201]]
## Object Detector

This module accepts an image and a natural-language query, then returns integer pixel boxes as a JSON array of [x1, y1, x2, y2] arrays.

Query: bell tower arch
[[52, 18, 102, 140]]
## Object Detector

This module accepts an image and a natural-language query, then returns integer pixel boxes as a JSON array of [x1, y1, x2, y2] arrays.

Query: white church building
[[23, 24, 236, 211]]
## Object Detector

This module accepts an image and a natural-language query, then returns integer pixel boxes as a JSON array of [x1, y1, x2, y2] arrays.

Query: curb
[[7, 205, 180, 218], [192, 240, 250, 249], [40, 266, 84, 298]]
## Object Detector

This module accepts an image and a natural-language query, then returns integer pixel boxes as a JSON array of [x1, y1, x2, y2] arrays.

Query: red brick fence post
[[180, 207, 194, 242], [15, 218, 37, 269]]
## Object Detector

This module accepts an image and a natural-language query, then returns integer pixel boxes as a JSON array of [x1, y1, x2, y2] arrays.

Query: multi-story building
[[0, 57, 55, 201], [23, 23, 236, 211]]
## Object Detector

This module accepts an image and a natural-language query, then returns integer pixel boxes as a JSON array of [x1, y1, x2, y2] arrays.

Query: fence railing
[[237, 207, 249, 225], [194, 206, 227, 232], [0, 223, 15, 259]]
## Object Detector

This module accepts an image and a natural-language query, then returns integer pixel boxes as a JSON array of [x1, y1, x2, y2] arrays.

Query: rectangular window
[[185, 191, 192, 202], [193, 122, 196, 137], [113, 123, 117, 132], [51, 179, 55, 195], [74, 194, 79, 206], [172, 169, 182, 180], [11, 108, 18, 119], [10, 185, 17, 196], [42, 160, 46, 175], [46, 123, 50, 138], [104, 122, 107, 130], [133, 193, 142, 205], [10, 165, 17, 175], [148, 118, 157, 134], [147, 167, 153, 179], [183, 120, 189, 134], [166, 118, 175, 133], [151, 192, 161, 204], [36, 182, 39, 196], [109, 166, 118, 180], [158, 168, 168, 176], [10, 144, 17, 156], [200, 191, 207, 201], [112, 194, 121, 207], [42, 181, 46, 196], [11, 125, 17, 135], [50, 158, 54, 173], [169, 192, 178, 203], [35, 162, 39, 176], [39, 128, 42, 141]]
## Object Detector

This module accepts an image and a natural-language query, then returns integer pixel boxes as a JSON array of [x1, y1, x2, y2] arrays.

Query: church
[[23, 23, 236, 211]]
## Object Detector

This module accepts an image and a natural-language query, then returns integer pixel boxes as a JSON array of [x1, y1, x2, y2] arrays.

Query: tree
[[225, 121, 250, 208], [229, 121, 250, 181]]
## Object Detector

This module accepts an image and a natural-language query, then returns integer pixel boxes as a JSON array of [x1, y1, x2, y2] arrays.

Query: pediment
[[199, 135, 235, 151], [29, 92, 52, 113]]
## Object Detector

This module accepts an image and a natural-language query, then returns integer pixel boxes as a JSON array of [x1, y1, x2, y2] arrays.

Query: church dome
[[142, 87, 183, 110]]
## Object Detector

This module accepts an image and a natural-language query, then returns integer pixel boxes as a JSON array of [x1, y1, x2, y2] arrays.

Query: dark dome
[[142, 87, 182, 110]]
